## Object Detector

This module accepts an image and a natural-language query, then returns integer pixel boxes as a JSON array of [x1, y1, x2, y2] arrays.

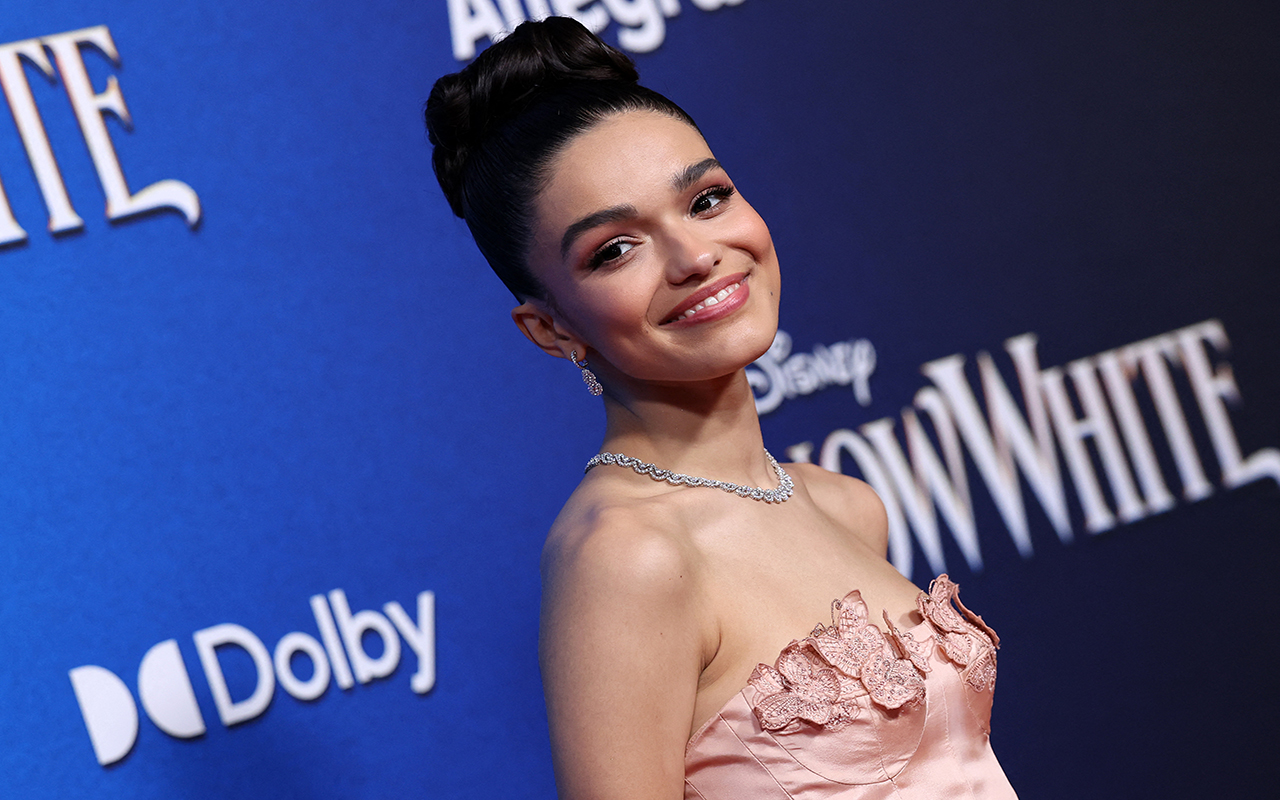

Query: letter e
[[41, 26, 200, 227]]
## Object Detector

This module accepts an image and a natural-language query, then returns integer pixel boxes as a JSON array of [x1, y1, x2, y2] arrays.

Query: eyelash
[[691, 184, 736, 214], [587, 238, 633, 270], [584, 183, 737, 270]]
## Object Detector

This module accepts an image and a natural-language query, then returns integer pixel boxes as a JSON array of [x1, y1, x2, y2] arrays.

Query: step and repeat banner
[[1, 1, 1276, 798]]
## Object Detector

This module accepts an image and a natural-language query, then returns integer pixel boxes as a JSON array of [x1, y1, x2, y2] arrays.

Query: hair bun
[[426, 17, 639, 217]]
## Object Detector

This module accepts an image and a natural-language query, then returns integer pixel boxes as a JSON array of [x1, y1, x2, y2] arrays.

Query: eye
[[691, 185, 735, 216], [587, 238, 635, 270]]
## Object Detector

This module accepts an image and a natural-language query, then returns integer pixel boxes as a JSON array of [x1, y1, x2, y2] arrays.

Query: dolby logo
[[68, 588, 435, 765]]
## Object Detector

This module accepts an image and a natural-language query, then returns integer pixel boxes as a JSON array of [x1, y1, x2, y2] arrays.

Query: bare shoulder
[[541, 486, 701, 601], [537, 481, 707, 798], [539, 483, 708, 659], [787, 462, 889, 556]]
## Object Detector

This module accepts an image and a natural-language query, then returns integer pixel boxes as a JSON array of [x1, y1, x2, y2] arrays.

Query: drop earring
[[571, 350, 603, 396]]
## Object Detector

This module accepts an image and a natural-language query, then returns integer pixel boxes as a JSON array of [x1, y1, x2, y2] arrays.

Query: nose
[[662, 222, 721, 285]]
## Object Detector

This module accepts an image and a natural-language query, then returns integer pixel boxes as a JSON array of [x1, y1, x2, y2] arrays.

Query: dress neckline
[[688, 587, 933, 747], [687, 574, 999, 749]]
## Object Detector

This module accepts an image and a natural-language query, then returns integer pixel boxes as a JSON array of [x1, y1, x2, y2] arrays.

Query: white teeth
[[671, 281, 742, 323]]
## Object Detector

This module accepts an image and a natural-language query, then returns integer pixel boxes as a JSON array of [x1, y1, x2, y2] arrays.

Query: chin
[[736, 332, 777, 369], [715, 318, 780, 375]]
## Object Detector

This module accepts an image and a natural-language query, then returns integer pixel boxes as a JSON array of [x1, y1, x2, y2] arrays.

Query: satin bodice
[[683, 575, 1017, 799]]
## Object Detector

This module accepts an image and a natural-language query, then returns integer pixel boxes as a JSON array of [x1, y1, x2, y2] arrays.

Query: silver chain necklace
[[584, 448, 794, 503]]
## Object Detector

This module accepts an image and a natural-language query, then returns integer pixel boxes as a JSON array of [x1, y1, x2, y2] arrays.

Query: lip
[[661, 272, 750, 326]]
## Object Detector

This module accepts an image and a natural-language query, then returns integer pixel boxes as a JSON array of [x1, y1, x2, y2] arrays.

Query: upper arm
[[796, 463, 890, 556], [539, 507, 704, 800]]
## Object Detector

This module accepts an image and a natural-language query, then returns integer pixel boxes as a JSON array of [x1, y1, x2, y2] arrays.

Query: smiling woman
[[425, 16, 1018, 800], [520, 110, 779, 386]]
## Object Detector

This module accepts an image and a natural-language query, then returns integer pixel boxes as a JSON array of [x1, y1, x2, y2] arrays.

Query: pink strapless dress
[[684, 575, 1017, 799]]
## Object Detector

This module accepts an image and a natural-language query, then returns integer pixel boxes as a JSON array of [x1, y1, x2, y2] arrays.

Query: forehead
[[537, 111, 714, 226]]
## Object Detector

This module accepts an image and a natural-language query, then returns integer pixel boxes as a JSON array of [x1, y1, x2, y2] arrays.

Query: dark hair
[[425, 17, 698, 300]]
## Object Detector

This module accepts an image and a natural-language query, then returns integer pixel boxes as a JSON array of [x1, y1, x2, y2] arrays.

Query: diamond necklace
[[584, 448, 794, 503]]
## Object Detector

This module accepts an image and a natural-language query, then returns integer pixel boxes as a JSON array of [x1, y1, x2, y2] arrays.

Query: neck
[[596, 369, 773, 487]]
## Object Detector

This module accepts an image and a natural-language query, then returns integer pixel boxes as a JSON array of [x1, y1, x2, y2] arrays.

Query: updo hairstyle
[[425, 17, 699, 300]]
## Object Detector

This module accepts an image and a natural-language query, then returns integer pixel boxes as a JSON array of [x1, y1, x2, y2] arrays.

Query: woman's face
[[525, 110, 780, 387]]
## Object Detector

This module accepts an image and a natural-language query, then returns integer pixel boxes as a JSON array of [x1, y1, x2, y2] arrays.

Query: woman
[[426, 17, 1016, 799]]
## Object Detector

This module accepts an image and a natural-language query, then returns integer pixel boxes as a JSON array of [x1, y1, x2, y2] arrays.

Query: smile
[[676, 282, 740, 321], [662, 274, 749, 325]]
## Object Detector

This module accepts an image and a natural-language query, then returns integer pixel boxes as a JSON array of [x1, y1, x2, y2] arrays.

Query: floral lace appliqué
[[748, 591, 925, 732], [917, 574, 999, 693], [882, 610, 933, 674], [748, 643, 859, 730]]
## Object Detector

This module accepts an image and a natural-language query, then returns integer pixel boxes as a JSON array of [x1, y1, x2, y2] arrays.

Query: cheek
[[561, 281, 655, 345], [731, 203, 776, 260], [751, 214, 776, 256]]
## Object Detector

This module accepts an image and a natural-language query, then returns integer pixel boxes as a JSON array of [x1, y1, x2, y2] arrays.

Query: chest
[[694, 499, 917, 633], [683, 499, 921, 729]]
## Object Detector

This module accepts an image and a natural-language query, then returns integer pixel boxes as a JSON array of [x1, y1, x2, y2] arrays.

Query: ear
[[511, 300, 583, 361]]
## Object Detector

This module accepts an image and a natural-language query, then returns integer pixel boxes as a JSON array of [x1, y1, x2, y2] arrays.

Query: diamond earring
[[570, 350, 603, 396]]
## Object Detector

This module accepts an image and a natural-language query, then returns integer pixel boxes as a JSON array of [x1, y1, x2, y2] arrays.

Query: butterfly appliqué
[[917, 574, 1000, 693], [748, 590, 926, 732], [748, 576, 1001, 733], [748, 643, 860, 731]]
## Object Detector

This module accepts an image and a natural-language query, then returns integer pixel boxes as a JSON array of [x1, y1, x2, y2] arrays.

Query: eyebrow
[[558, 158, 726, 259], [560, 204, 639, 259], [671, 158, 723, 193]]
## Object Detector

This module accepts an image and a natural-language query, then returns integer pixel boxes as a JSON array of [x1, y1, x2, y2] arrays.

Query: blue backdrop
[[1, 1, 1276, 798]]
